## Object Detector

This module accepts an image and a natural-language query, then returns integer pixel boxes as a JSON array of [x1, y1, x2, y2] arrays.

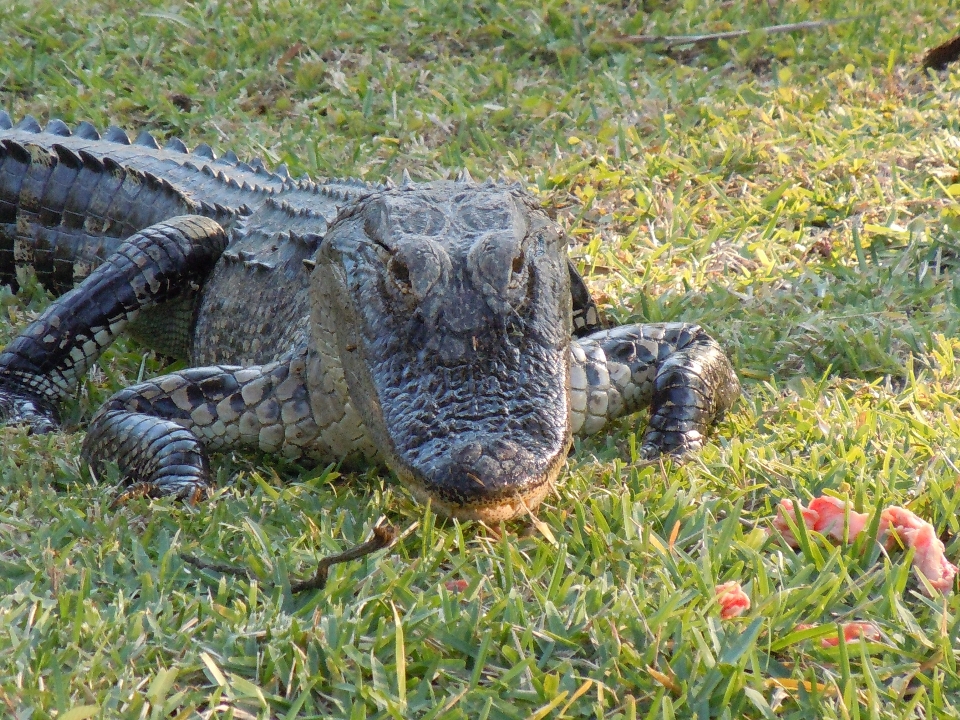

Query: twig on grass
[[290, 521, 398, 592], [180, 553, 254, 579], [180, 519, 401, 593], [618, 18, 860, 49]]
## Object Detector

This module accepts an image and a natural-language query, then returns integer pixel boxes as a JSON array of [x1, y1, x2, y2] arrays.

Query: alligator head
[[313, 180, 572, 521]]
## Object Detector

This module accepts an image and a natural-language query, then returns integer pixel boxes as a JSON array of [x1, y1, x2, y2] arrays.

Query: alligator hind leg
[[0, 215, 227, 431], [82, 351, 320, 500], [571, 322, 740, 458]]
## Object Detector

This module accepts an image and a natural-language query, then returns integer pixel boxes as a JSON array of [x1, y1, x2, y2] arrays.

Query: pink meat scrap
[[772, 495, 871, 546], [796, 622, 881, 648], [716, 581, 751, 619], [771, 496, 957, 594]]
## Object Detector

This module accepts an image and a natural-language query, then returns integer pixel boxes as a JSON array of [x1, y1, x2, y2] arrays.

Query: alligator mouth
[[393, 438, 569, 522]]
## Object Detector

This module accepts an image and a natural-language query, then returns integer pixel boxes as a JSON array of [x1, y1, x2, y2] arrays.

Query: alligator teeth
[[456, 168, 473, 183], [14, 115, 41, 133], [401, 168, 413, 186], [45, 119, 71, 136], [0, 110, 11, 129], [221, 149, 239, 164], [104, 126, 130, 144], [193, 143, 215, 159], [249, 157, 266, 173], [134, 130, 160, 149], [74, 121, 101, 140], [164, 137, 188, 153], [275, 163, 290, 179]]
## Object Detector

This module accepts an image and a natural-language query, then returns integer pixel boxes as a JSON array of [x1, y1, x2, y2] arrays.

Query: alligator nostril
[[490, 438, 519, 460], [452, 441, 483, 464], [473, 454, 499, 479]]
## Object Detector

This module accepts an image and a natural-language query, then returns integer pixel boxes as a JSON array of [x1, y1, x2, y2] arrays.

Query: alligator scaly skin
[[0, 110, 739, 521]]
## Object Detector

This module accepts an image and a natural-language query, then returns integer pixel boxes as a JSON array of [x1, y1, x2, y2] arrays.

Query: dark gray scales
[[0, 110, 739, 521]]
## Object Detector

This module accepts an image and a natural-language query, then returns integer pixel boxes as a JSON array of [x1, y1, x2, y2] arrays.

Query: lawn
[[2, 0, 960, 718]]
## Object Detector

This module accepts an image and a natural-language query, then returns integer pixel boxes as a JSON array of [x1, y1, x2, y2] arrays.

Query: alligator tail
[[0, 112, 199, 294]]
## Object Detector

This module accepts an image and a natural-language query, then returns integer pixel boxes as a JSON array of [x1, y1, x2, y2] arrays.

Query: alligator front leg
[[81, 352, 320, 500], [571, 322, 740, 458], [0, 215, 226, 431]]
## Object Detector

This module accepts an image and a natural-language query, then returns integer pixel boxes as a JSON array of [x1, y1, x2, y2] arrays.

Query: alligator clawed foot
[[110, 482, 159, 509], [0, 385, 59, 435], [638, 433, 705, 463], [110, 479, 210, 509]]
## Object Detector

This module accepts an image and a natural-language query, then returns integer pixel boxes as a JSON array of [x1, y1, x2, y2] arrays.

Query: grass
[[2, 0, 960, 717]]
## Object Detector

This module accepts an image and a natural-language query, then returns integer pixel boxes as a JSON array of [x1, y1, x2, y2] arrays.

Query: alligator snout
[[446, 438, 533, 493], [398, 436, 565, 522]]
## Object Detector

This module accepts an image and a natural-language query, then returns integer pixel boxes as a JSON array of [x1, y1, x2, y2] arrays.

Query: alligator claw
[[639, 429, 707, 462], [110, 479, 210, 508], [0, 385, 59, 434], [638, 441, 700, 463]]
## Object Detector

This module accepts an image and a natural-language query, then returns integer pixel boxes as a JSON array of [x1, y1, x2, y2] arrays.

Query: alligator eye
[[388, 257, 412, 292]]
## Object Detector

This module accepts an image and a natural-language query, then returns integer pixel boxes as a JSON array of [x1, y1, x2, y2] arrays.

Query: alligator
[[0, 110, 740, 522]]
